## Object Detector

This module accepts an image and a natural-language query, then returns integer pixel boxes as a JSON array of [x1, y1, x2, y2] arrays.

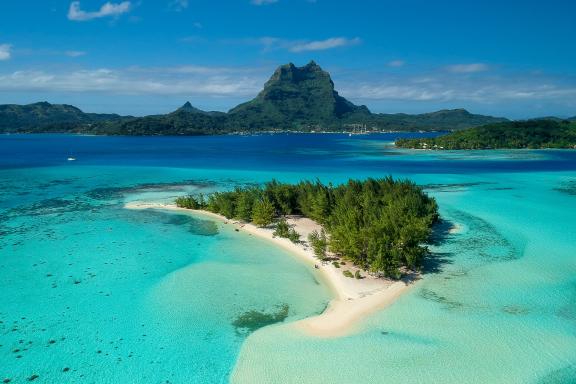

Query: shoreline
[[124, 201, 419, 338]]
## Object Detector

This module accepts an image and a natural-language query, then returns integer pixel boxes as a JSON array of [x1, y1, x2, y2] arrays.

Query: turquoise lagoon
[[1, 134, 575, 383]]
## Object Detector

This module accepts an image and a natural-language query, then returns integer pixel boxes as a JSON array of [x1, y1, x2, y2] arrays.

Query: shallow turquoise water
[[232, 172, 576, 383], [1, 134, 575, 383], [0, 166, 331, 383]]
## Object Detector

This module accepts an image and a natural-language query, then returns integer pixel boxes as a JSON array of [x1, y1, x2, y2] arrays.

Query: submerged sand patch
[[125, 201, 418, 338]]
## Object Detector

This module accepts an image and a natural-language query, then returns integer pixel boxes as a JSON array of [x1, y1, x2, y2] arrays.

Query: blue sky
[[0, 0, 575, 118]]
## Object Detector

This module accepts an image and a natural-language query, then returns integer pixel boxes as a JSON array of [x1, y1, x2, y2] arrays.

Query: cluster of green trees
[[175, 195, 205, 209], [395, 120, 576, 150], [273, 217, 300, 243], [175, 177, 438, 278]]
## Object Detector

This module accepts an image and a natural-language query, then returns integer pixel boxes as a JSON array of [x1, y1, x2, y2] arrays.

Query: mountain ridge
[[229, 61, 371, 126], [0, 61, 516, 134], [0, 101, 129, 132]]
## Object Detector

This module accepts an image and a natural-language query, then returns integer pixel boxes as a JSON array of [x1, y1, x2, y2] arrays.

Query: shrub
[[332, 261, 340, 268], [252, 197, 275, 227], [308, 229, 327, 259], [343, 270, 354, 278], [175, 194, 205, 209], [235, 189, 256, 221], [273, 217, 290, 238], [196, 177, 438, 275], [354, 270, 362, 279], [287, 228, 300, 243]]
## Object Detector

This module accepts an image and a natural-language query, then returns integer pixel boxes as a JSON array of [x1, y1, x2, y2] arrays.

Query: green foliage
[[273, 217, 290, 238], [308, 229, 328, 259], [88, 104, 505, 135], [354, 270, 362, 279], [324, 177, 438, 277], [272, 217, 299, 242], [332, 261, 340, 268], [396, 120, 576, 150], [234, 187, 260, 221], [0, 101, 127, 133], [206, 191, 237, 219], [228, 61, 368, 130], [265, 180, 298, 215], [252, 197, 276, 227], [287, 228, 300, 243], [175, 194, 206, 209], [175, 177, 438, 277], [343, 270, 354, 278]]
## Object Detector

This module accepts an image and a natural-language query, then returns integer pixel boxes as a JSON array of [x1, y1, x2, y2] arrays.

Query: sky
[[0, 0, 575, 118]]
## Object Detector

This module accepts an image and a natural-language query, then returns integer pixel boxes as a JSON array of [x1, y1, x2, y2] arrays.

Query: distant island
[[395, 120, 576, 150], [0, 61, 508, 135], [175, 177, 439, 278]]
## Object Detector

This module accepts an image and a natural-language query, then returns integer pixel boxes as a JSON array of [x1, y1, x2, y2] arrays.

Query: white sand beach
[[124, 201, 419, 338]]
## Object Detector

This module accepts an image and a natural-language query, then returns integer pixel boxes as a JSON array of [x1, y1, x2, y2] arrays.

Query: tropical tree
[[252, 196, 275, 227]]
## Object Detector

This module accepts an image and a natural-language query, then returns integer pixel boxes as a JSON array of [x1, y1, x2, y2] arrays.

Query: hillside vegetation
[[395, 120, 576, 150], [1, 62, 506, 135], [0, 102, 127, 133]]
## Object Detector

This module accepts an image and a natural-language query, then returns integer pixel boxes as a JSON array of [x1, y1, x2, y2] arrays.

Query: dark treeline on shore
[[395, 120, 576, 150], [175, 178, 439, 278]]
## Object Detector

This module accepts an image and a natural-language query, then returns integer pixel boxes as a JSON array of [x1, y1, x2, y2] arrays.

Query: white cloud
[[65, 50, 87, 57], [205, 36, 362, 53], [251, 0, 278, 5], [446, 63, 490, 73], [290, 37, 361, 52], [0, 64, 574, 116], [180, 36, 206, 44], [387, 60, 405, 68], [169, 0, 188, 11], [67, 1, 131, 21], [256, 36, 281, 51], [339, 74, 576, 105], [0, 66, 265, 97], [0, 44, 11, 61]]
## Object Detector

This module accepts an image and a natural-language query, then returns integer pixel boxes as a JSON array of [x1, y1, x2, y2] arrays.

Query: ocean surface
[[1, 133, 575, 383]]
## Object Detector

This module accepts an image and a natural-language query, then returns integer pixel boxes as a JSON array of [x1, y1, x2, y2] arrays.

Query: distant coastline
[[0, 129, 446, 137], [395, 120, 576, 150], [125, 201, 418, 338], [0, 62, 508, 136]]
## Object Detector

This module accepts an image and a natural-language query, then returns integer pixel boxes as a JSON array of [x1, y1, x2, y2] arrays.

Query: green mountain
[[94, 102, 227, 135], [526, 116, 576, 123], [0, 101, 127, 133], [395, 120, 576, 149], [356, 108, 508, 131], [178, 101, 205, 114], [228, 61, 370, 129], [1, 62, 511, 135]]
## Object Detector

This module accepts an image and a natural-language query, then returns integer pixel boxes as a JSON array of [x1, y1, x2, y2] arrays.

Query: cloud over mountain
[[0, 44, 11, 61], [67, 1, 132, 21]]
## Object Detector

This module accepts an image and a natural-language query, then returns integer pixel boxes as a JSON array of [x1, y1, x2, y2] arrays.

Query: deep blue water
[[3, 133, 576, 173]]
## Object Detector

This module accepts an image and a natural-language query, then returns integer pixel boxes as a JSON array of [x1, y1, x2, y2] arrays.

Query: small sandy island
[[125, 201, 419, 338]]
